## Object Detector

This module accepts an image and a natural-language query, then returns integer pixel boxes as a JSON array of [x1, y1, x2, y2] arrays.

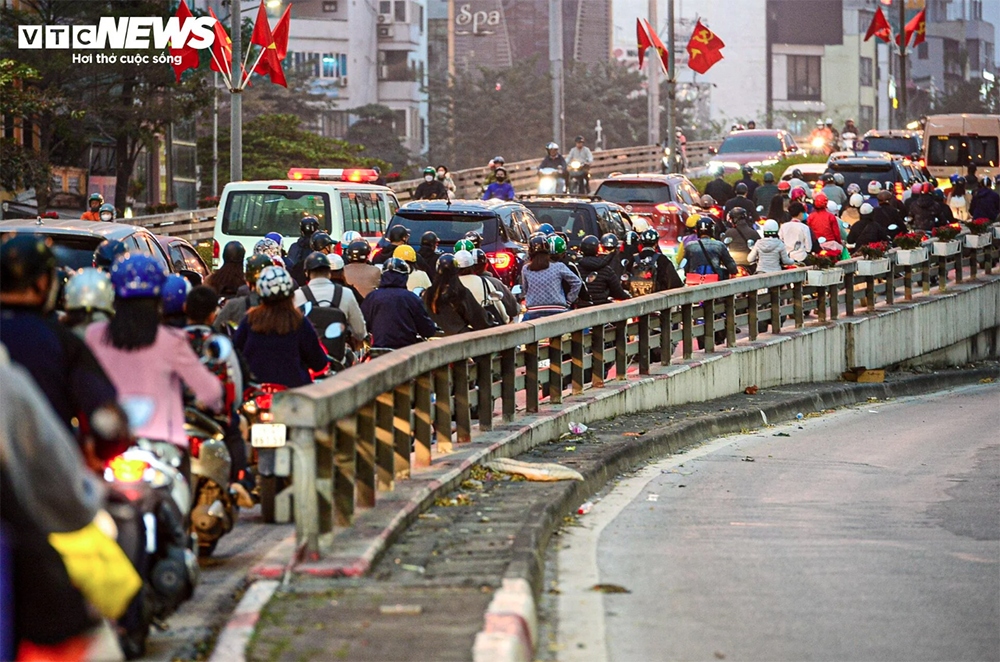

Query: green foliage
[[564, 61, 647, 151], [687, 154, 827, 193], [343, 104, 411, 174], [198, 114, 387, 195]]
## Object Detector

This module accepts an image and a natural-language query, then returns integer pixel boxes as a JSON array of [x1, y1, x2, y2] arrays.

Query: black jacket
[[723, 195, 760, 222], [739, 175, 760, 201], [414, 179, 448, 200], [286, 236, 312, 267], [683, 236, 739, 279], [416, 246, 440, 276], [424, 283, 490, 336], [632, 249, 683, 292], [847, 216, 889, 248], [540, 154, 568, 172], [969, 187, 1000, 221], [704, 177, 735, 204], [723, 221, 761, 268], [578, 253, 630, 304], [872, 205, 905, 238], [909, 195, 947, 231], [360, 271, 438, 349]]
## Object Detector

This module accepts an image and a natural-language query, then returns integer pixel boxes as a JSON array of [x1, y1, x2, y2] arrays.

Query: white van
[[212, 168, 400, 264], [923, 114, 1000, 184]]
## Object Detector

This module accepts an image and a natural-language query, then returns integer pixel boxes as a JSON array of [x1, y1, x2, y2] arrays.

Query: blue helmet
[[161, 274, 191, 315], [110, 254, 167, 299], [264, 232, 284, 246], [538, 222, 555, 236], [949, 173, 962, 185], [93, 239, 128, 270]]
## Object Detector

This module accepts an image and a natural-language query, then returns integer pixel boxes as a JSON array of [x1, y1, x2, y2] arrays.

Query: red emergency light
[[287, 167, 380, 183]]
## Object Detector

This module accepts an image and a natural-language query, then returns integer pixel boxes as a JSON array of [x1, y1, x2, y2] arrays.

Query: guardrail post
[[769, 287, 781, 332], [355, 402, 376, 509], [793, 282, 804, 327], [659, 308, 672, 365], [864, 276, 876, 313], [724, 295, 737, 347], [829, 283, 840, 319], [433, 367, 452, 453], [614, 320, 627, 379], [571, 330, 585, 394], [591, 324, 605, 388], [702, 300, 716, 353], [816, 286, 827, 323], [475, 355, 494, 431], [903, 265, 913, 301], [525, 342, 539, 413], [289, 426, 319, 555], [548, 335, 563, 404], [985, 244, 994, 275], [885, 263, 896, 305], [638, 314, 650, 374], [501, 349, 516, 422], [453, 360, 472, 443], [375, 392, 394, 492], [414, 373, 433, 468], [333, 417, 357, 527], [955, 250, 963, 283], [393, 384, 411, 480], [969, 247, 978, 280], [681, 303, 693, 358], [844, 273, 856, 316], [937, 255, 947, 292], [921, 258, 931, 294], [747, 291, 758, 340], [316, 424, 334, 535]]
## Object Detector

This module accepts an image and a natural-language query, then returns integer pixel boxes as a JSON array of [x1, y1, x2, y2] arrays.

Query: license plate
[[251, 423, 287, 448]]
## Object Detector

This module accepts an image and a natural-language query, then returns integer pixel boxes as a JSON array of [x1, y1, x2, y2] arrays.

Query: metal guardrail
[[272, 238, 1000, 555]]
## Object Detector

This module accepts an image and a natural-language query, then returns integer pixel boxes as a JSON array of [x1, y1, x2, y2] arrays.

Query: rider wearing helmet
[[627, 228, 682, 294], [310, 232, 335, 254], [342, 239, 382, 299], [414, 166, 449, 200], [161, 273, 192, 328], [233, 266, 328, 389], [806, 193, 843, 252], [63, 268, 116, 337], [92, 238, 128, 271], [205, 241, 248, 299], [81, 192, 105, 221], [483, 166, 515, 201], [520, 233, 581, 320], [747, 219, 794, 273], [788, 168, 811, 198], [374, 225, 411, 266], [548, 234, 591, 308], [288, 216, 322, 267], [704, 166, 735, 204], [394, 244, 432, 293], [739, 164, 759, 201], [577, 235, 630, 304], [567, 135, 594, 192], [722, 207, 761, 272], [420, 253, 490, 335], [214, 254, 273, 332], [416, 231, 441, 277], [724, 181, 760, 226], [470, 247, 519, 319], [539, 141, 569, 188], [292, 251, 367, 345], [684, 218, 739, 281], [821, 172, 848, 208], [361, 256, 438, 349], [97, 203, 116, 222], [340, 230, 363, 252]]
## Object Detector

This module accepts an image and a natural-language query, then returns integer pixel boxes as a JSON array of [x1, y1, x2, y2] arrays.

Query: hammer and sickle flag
[[687, 19, 725, 75]]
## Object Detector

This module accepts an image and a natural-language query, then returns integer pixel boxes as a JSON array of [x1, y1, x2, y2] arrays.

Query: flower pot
[[993, 225, 1000, 240], [807, 268, 844, 287], [931, 240, 961, 257], [856, 257, 890, 276], [894, 248, 927, 266], [965, 233, 992, 249]]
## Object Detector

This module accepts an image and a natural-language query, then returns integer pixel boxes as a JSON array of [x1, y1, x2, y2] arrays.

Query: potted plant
[[930, 223, 962, 257], [804, 250, 844, 286], [855, 241, 891, 276], [964, 217, 994, 249], [892, 232, 927, 266]]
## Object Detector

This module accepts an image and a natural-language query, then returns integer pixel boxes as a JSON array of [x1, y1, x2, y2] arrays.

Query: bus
[[922, 114, 1000, 186]]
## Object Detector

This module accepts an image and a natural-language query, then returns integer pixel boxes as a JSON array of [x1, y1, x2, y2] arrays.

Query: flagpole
[[231, 0, 242, 182], [209, 48, 233, 90], [648, 0, 660, 147], [242, 47, 268, 91], [665, 0, 676, 173], [898, 0, 907, 128]]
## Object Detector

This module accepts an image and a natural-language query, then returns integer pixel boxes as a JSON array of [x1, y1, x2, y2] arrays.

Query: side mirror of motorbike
[[888, 224, 899, 231], [679, 258, 688, 269], [723, 237, 733, 245], [747, 240, 755, 248], [202, 335, 233, 365], [511, 285, 522, 296]]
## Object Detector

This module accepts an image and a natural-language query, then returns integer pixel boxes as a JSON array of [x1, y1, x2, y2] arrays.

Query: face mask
[[424, 175, 433, 182], [437, 171, 446, 179], [100, 211, 113, 221], [496, 174, 506, 182]]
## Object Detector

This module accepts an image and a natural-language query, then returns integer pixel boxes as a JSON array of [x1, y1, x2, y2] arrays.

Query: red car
[[706, 129, 801, 174], [595, 174, 701, 260]]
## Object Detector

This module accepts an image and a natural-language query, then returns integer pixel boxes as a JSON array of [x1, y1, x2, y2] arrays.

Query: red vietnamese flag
[[272, 4, 291, 61], [905, 9, 927, 48], [636, 17, 653, 70], [169, 0, 200, 83], [249, 0, 287, 87], [687, 20, 725, 75], [208, 8, 232, 79], [863, 7, 892, 43], [642, 18, 669, 75]]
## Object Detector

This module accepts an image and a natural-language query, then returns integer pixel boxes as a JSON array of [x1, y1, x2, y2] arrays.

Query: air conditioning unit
[[377, 25, 394, 39], [377, 14, 390, 24], [339, 76, 348, 88]]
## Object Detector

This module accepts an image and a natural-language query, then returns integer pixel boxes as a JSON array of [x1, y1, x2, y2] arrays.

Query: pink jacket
[[85, 322, 223, 448]]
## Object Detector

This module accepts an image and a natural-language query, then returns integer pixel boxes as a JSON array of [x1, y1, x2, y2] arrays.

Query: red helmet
[[777, 181, 791, 191], [814, 193, 828, 208]]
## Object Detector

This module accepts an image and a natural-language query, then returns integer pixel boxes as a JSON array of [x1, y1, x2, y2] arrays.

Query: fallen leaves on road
[[744, 385, 759, 395], [623, 432, 643, 437], [563, 446, 577, 452], [590, 584, 631, 594], [434, 494, 472, 507], [773, 432, 790, 437], [980, 377, 994, 384]]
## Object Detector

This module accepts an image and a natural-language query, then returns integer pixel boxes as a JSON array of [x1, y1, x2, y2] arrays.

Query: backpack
[[300, 284, 348, 359], [478, 276, 506, 327], [628, 253, 658, 296]]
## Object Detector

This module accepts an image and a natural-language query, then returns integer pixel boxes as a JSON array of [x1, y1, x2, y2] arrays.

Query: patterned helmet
[[639, 228, 659, 247], [341, 230, 363, 247], [254, 238, 282, 259], [256, 266, 294, 301], [547, 235, 567, 255], [110, 254, 167, 299], [64, 267, 115, 314]]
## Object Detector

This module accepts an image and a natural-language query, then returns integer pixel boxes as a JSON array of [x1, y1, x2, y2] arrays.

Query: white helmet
[[329, 253, 345, 271], [341, 230, 362, 247], [631, 216, 650, 233], [256, 266, 294, 301], [859, 202, 874, 215], [825, 118, 833, 125], [453, 249, 475, 269], [64, 268, 115, 314], [762, 219, 780, 235], [849, 193, 864, 208], [546, 142, 559, 151]]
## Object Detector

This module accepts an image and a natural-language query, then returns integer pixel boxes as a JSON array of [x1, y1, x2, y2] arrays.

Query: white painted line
[[208, 580, 280, 662]]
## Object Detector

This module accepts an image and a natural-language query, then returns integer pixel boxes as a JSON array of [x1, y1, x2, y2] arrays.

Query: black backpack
[[300, 284, 348, 359], [628, 253, 658, 296]]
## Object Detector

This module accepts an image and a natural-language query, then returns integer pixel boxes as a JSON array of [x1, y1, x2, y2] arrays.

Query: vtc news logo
[[17, 16, 216, 50]]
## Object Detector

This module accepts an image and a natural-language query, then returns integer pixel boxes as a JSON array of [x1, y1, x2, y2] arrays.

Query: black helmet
[[310, 231, 334, 252], [222, 241, 245, 264], [792, 168, 803, 179], [345, 239, 371, 263], [580, 235, 600, 256], [463, 230, 484, 248], [92, 238, 128, 270], [528, 233, 550, 255], [420, 231, 439, 248], [821, 172, 834, 183], [303, 251, 331, 272], [726, 207, 748, 225], [300, 216, 320, 238], [383, 257, 411, 274], [436, 253, 457, 275], [0, 234, 56, 292], [695, 217, 714, 237], [763, 171, 775, 183], [639, 228, 659, 247], [699, 194, 716, 208], [623, 231, 639, 248], [88, 192, 104, 206], [734, 182, 748, 196], [492, 155, 505, 166], [600, 233, 619, 251], [387, 225, 410, 243], [575, 135, 584, 142], [741, 164, 754, 175], [245, 254, 273, 284], [472, 248, 489, 269]]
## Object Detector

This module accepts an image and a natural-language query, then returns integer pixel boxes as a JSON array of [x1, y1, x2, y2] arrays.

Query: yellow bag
[[48, 521, 143, 619]]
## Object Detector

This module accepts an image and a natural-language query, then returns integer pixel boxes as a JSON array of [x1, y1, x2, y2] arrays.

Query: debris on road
[[741, 456, 755, 462], [744, 385, 759, 395], [773, 432, 790, 437], [590, 584, 631, 594], [379, 604, 423, 615], [568, 421, 589, 435], [484, 457, 584, 481], [577, 501, 593, 515]]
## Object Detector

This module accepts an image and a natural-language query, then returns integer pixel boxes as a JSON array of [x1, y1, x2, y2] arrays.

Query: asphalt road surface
[[557, 383, 1000, 662]]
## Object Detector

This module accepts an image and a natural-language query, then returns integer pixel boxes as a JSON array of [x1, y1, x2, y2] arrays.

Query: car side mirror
[[707, 146, 717, 155], [179, 269, 203, 286]]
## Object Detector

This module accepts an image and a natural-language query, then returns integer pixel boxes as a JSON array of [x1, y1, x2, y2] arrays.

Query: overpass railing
[[273, 239, 1000, 555]]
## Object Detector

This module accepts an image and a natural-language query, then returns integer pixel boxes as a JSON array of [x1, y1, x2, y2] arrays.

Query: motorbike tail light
[[189, 437, 202, 459], [109, 456, 149, 483], [255, 393, 273, 410], [488, 250, 513, 271]]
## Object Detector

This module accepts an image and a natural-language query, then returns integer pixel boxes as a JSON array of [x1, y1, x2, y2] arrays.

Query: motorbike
[[537, 166, 567, 195], [840, 131, 858, 152], [567, 160, 589, 195], [242, 382, 289, 523], [186, 407, 235, 557]]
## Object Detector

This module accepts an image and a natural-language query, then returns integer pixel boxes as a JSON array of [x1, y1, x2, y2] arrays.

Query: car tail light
[[895, 181, 903, 200], [488, 250, 514, 271], [213, 239, 220, 259], [189, 437, 202, 459], [655, 202, 680, 215], [108, 456, 148, 483]]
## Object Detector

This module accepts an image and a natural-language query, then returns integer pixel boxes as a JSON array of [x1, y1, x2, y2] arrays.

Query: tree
[[197, 113, 386, 195], [343, 104, 410, 173], [564, 61, 647, 150]]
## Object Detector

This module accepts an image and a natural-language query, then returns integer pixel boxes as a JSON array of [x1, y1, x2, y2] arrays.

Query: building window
[[379, 1, 391, 16], [787, 55, 821, 101], [323, 111, 351, 139], [968, 40, 981, 71], [858, 10, 873, 35], [378, 50, 411, 81], [392, 110, 407, 138], [860, 56, 873, 87], [859, 105, 874, 132], [322, 1, 338, 11], [321, 53, 345, 78], [394, 0, 407, 22], [917, 42, 928, 60]]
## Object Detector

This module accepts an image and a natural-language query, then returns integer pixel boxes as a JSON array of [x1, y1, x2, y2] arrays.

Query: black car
[[862, 130, 923, 160], [519, 196, 634, 247], [384, 199, 538, 288], [826, 153, 927, 199]]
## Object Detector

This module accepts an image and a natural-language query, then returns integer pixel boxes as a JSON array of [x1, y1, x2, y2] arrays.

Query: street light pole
[[647, 0, 659, 146], [665, 0, 676, 172], [898, 0, 907, 128], [230, 0, 243, 182], [549, 0, 564, 148]]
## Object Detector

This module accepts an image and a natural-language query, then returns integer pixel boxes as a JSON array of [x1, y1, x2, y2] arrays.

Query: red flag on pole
[[642, 18, 669, 75], [169, 0, 200, 83], [248, 1, 287, 87], [863, 7, 892, 43], [905, 9, 927, 48], [208, 8, 233, 81], [272, 4, 291, 61], [686, 20, 725, 75], [636, 18, 652, 71]]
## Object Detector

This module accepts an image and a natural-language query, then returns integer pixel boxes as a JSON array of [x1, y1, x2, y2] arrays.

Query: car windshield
[[717, 135, 782, 154], [390, 213, 498, 246], [521, 205, 593, 243], [865, 136, 918, 155], [829, 163, 895, 190], [45, 235, 102, 269], [927, 135, 999, 168], [595, 182, 672, 205], [222, 190, 330, 237]]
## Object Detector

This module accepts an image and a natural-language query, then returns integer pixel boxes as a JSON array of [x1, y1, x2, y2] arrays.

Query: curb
[[471, 366, 999, 662], [208, 579, 280, 662]]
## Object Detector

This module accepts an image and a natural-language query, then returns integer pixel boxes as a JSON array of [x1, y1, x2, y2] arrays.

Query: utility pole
[[213, 72, 219, 196], [231, 0, 243, 182], [549, 0, 564, 148], [647, 0, 660, 146], [898, 0, 907, 128], [665, 0, 676, 172]]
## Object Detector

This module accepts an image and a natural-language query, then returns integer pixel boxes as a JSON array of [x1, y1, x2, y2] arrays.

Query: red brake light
[[109, 456, 148, 483], [268, 185, 290, 190], [213, 239, 220, 259], [894, 181, 903, 200], [255, 393, 273, 410], [488, 251, 513, 270], [189, 437, 202, 459]]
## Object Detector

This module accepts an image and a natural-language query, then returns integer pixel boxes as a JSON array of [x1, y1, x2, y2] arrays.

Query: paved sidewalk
[[246, 363, 998, 662]]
